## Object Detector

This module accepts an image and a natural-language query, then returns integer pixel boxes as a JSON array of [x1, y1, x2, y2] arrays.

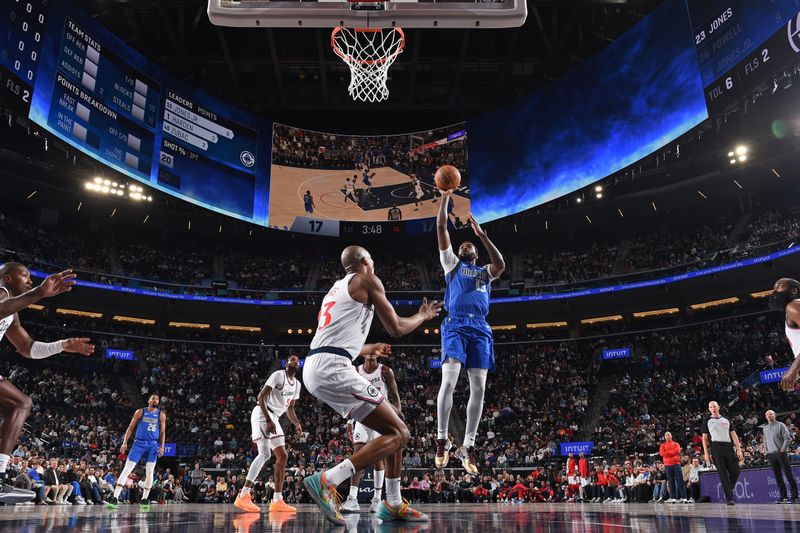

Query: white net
[[331, 27, 405, 103]]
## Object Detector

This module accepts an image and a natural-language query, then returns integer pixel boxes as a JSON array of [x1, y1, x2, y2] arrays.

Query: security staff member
[[762, 410, 797, 503], [702, 401, 743, 505]]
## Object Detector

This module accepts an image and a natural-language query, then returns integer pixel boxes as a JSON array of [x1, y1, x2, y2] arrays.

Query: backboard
[[207, 0, 528, 29]]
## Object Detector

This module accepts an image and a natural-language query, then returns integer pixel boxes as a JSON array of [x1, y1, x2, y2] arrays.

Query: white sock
[[374, 469, 385, 501], [437, 359, 461, 440], [349, 485, 359, 499], [142, 487, 151, 500], [0, 453, 9, 473], [241, 486, 251, 495], [326, 459, 356, 486], [463, 368, 488, 448], [273, 492, 282, 502], [113, 485, 123, 499], [386, 478, 401, 507]]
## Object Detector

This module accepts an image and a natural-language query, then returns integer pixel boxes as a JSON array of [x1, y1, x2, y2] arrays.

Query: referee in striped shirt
[[702, 401, 744, 505]]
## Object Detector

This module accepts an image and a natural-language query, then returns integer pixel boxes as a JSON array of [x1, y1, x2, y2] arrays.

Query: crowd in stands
[[3, 205, 800, 295], [2, 306, 796, 506]]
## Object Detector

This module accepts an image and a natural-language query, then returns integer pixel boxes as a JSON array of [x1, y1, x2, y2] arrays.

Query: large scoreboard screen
[[688, 0, 800, 114], [0, 0, 48, 114], [25, 0, 270, 225]]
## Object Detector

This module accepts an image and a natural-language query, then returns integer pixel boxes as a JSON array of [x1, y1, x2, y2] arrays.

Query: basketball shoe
[[434, 438, 452, 469]]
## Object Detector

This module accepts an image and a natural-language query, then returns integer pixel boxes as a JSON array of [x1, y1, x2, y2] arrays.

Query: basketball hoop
[[331, 26, 405, 103]]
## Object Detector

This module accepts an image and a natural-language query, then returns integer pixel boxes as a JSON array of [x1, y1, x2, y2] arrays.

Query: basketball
[[435, 165, 462, 191]]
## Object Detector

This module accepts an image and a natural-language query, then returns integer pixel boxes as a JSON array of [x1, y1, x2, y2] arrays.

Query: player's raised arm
[[467, 213, 505, 279], [352, 273, 441, 338], [437, 190, 453, 252], [0, 267, 76, 318]]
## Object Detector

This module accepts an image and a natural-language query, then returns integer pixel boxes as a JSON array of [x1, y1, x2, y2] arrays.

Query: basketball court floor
[[268, 165, 470, 229], [2, 503, 798, 532]]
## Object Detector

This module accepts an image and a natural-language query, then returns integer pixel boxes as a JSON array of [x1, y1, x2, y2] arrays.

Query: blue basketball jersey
[[135, 408, 160, 443], [445, 261, 492, 317]]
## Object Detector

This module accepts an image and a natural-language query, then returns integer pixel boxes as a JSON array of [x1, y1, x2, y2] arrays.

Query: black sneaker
[[0, 483, 36, 504], [727, 500, 735, 506], [777, 498, 789, 504]]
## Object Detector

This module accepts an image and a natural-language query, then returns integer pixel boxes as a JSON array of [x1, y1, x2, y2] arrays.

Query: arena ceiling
[[74, 0, 659, 132]]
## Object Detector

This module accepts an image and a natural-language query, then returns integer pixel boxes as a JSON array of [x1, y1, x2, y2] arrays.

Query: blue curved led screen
[[468, 0, 709, 222]]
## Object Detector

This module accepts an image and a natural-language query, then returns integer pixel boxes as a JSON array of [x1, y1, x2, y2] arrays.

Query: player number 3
[[318, 301, 336, 329]]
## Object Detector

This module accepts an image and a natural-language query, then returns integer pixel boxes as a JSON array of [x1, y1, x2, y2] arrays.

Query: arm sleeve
[[440, 248, 459, 276], [728, 419, 736, 435]]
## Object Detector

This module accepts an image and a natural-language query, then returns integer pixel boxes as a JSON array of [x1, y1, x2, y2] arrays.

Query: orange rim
[[331, 26, 405, 66]]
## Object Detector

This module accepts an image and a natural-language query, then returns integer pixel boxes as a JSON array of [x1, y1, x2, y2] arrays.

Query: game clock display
[[341, 221, 404, 237], [0, 0, 48, 113]]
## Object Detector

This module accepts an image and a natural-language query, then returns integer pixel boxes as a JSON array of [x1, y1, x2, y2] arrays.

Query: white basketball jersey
[[786, 319, 800, 358], [262, 370, 301, 417], [310, 273, 374, 360], [358, 363, 386, 394], [0, 288, 14, 343]]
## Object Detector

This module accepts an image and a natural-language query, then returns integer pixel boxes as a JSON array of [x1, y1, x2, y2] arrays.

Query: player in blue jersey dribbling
[[434, 189, 505, 475], [106, 393, 166, 510]]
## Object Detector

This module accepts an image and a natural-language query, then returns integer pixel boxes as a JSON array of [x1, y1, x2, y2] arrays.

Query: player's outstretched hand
[[780, 368, 798, 392], [63, 338, 95, 356], [158, 445, 165, 458], [120, 443, 128, 454], [419, 298, 443, 320], [295, 424, 303, 437], [36, 270, 77, 298], [467, 213, 486, 238], [373, 343, 392, 357]]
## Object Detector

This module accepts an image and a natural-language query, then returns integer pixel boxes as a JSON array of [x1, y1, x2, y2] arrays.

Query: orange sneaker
[[269, 499, 297, 513], [234, 491, 261, 513]]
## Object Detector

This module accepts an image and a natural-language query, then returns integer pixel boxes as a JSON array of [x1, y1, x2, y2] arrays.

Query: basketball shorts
[[304, 352, 384, 421], [353, 421, 381, 445], [128, 440, 158, 464], [440, 316, 495, 371], [250, 406, 285, 450], [568, 476, 578, 485]]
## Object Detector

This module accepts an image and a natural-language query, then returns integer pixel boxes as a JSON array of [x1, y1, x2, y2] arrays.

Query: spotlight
[[85, 182, 93, 190], [596, 193, 603, 199], [738, 155, 747, 162], [424, 329, 430, 334], [147, 196, 152, 202], [103, 179, 110, 185], [307, 329, 312, 334], [101, 186, 109, 193], [576, 197, 582, 204], [727, 151, 734, 157], [730, 159, 737, 165], [94, 177, 102, 184], [594, 185, 603, 192], [735, 145, 747, 156], [287, 329, 293, 334]]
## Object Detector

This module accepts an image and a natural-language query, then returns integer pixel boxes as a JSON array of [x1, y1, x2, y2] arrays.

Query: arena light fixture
[[168, 321, 210, 329], [56, 308, 103, 318], [735, 145, 748, 156], [749, 289, 773, 299], [526, 321, 568, 329], [434, 328, 440, 334], [580, 315, 624, 325], [287, 329, 293, 334], [689, 297, 739, 310], [772, 168, 781, 177], [594, 185, 603, 192], [697, 190, 707, 199], [221, 325, 262, 332], [733, 179, 743, 189], [738, 155, 747, 162], [490, 325, 517, 331], [576, 197, 582, 204], [730, 159, 737, 165], [617, 208, 624, 218], [112, 315, 155, 325], [307, 328, 313, 334], [596, 193, 603, 199], [727, 151, 734, 157], [27, 304, 45, 311], [424, 328, 430, 334], [632, 308, 680, 318]]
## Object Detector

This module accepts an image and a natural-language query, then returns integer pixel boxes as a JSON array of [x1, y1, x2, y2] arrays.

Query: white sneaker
[[666, 499, 675, 503], [340, 496, 360, 514], [369, 498, 380, 514]]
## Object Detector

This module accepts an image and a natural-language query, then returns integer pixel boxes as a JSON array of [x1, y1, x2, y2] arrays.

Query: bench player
[[0, 263, 94, 503], [302, 245, 441, 525], [234, 355, 302, 514], [434, 191, 505, 475], [341, 352, 402, 514], [107, 393, 166, 510]]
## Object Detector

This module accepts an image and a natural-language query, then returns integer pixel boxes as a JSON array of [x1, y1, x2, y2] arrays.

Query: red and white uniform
[[786, 317, 800, 358], [251, 370, 301, 449], [0, 288, 14, 381], [305, 274, 384, 421], [352, 364, 386, 444]]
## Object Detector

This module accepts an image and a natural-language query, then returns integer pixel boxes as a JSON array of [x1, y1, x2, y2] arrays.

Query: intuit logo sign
[[759, 367, 789, 384], [560, 442, 594, 455]]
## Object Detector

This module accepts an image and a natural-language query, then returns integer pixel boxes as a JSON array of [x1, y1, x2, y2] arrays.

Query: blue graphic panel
[[468, 0, 708, 222]]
